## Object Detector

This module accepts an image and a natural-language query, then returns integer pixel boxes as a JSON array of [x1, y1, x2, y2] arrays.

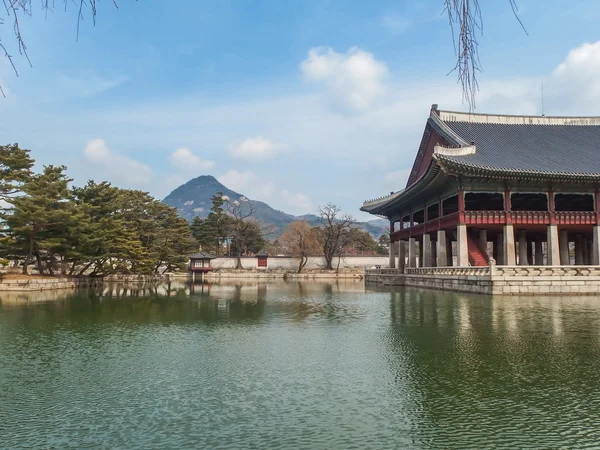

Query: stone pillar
[[582, 238, 590, 265], [422, 234, 432, 267], [534, 239, 544, 265], [575, 235, 584, 265], [503, 225, 516, 265], [436, 230, 447, 267], [431, 239, 437, 267], [527, 239, 534, 266], [389, 239, 396, 268], [496, 233, 504, 265], [398, 240, 406, 272], [593, 226, 600, 265], [479, 229, 488, 257], [447, 236, 454, 266], [457, 224, 469, 267], [517, 230, 528, 265], [547, 225, 560, 266], [408, 237, 417, 268], [560, 230, 570, 265]]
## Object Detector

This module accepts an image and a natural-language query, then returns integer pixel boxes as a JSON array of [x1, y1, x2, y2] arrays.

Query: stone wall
[[204, 269, 365, 280], [210, 256, 388, 270], [365, 265, 600, 295], [0, 274, 171, 292], [0, 277, 101, 291]]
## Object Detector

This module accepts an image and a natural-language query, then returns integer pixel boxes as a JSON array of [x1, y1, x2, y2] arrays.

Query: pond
[[1, 280, 600, 449]]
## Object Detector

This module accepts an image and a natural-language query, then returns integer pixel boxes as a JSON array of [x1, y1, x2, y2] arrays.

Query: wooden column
[[495, 233, 504, 265], [559, 230, 570, 265], [504, 190, 512, 224], [398, 241, 406, 272], [518, 230, 528, 265], [457, 190, 465, 224], [535, 239, 544, 265], [575, 234, 585, 265]]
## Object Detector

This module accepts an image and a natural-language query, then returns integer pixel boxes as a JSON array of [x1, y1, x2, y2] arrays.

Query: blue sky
[[2, 0, 600, 220]]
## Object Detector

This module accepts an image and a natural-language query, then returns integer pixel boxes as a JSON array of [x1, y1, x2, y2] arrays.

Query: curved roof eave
[[434, 154, 600, 181], [361, 160, 445, 216]]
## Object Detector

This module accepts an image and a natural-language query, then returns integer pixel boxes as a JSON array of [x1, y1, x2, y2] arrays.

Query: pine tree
[[3, 166, 72, 274]]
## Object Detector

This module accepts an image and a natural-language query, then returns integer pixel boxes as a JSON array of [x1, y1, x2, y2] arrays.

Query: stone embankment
[[192, 268, 366, 280], [0, 274, 172, 292], [366, 264, 600, 295]]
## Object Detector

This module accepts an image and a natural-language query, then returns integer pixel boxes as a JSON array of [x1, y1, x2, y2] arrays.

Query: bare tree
[[317, 203, 355, 271], [280, 220, 320, 273], [444, 0, 527, 110], [225, 197, 256, 270]]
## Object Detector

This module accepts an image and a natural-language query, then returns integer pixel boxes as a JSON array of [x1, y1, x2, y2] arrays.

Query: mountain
[[162, 175, 387, 238]]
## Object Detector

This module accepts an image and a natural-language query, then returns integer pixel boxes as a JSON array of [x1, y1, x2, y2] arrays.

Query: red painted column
[[549, 191, 556, 225], [424, 204, 428, 223], [457, 190, 465, 224], [595, 191, 600, 224], [438, 199, 443, 230], [504, 190, 512, 224]]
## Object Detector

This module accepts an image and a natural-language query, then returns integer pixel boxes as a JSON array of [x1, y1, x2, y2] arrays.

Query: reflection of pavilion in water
[[385, 289, 600, 448]]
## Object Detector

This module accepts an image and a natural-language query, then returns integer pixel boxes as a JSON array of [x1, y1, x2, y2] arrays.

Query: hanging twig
[[0, 0, 126, 97], [444, 0, 527, 110]]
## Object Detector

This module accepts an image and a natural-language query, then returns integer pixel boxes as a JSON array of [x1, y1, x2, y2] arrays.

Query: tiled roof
[[189, 251, 216, 259], [437, 111, 600, 176]]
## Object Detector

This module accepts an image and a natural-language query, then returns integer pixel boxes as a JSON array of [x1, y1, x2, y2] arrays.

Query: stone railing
[[405, 267, 490, 277], [365, 268, 401, 275], [494, 266, 600, 277]]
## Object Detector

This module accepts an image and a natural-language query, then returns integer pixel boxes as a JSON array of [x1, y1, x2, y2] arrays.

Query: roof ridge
[[437, 109, 600, 125]]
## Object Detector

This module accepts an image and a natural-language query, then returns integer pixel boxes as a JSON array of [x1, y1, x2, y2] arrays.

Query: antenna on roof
[[541, 79, 545, 117]]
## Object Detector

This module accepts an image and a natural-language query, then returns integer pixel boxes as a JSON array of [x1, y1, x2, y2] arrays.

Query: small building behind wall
[[362, 105, 600, 269]]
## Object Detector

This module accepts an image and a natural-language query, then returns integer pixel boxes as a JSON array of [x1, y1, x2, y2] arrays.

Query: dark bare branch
[[444, 0, 527, 110]]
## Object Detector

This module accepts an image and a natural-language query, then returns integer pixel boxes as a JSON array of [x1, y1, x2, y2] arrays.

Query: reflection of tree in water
[[385, 289, 600, 448]]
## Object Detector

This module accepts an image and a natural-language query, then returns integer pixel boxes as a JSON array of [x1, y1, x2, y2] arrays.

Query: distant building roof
[[189, 252, 216, 260]]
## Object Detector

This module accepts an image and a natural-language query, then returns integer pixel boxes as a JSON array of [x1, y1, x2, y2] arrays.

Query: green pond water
[[1, 280, 600, 449]]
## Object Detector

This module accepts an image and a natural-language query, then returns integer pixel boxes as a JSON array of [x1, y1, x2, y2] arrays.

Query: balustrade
[[555, 211, 596, 225]]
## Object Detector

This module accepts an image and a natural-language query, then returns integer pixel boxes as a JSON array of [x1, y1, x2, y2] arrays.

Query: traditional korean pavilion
[[188, 252, 216, 274], [361, 105, 600, 269]]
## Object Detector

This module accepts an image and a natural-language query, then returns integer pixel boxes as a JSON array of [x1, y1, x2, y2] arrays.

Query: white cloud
[[83, 139, 152, 186], [229, 137, 287, 160], [547, 41, 600, 112], [170, 147, 215, 171], [218, 170, 257, 192], [281, 190, 312, 213], [300, 46, 389, 112]]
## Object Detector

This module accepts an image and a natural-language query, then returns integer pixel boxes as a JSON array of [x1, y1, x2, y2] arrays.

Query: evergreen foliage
[[0, 145, 197, 275]]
